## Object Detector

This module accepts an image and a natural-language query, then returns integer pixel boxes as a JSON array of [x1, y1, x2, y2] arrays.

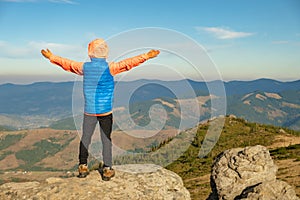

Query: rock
[[210, 145, 277, 199], [0, 164, 190, 200], [45, 177, 64, 184], [238, 180, 299, 200], [208, 145, 299, 200], [228, 114, 237, 119], [0, 181, 40, 190], [279, 128, 287, 134]]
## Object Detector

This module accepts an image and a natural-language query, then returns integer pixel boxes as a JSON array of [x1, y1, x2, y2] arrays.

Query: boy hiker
[[41, 38, 160, 180]]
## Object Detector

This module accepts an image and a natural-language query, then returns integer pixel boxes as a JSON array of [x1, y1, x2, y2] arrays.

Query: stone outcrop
[[208, 145, 299, 200], [238, 180, 299, 200], [0, 164, 190, 200]]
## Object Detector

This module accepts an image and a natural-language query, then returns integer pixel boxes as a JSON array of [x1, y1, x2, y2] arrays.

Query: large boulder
[[238, 180, 299, 200], [209, 145, 299, 200], [0, 164, 190, 200]]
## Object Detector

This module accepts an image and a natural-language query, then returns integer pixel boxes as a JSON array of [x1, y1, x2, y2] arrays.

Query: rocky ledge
[[0, 164, 190, 200]]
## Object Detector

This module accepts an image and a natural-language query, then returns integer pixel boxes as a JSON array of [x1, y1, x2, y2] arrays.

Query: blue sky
[[0, 0, 299, 83]]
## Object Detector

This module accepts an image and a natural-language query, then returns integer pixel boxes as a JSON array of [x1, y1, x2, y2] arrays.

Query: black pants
[[79, 113, 113, 167]]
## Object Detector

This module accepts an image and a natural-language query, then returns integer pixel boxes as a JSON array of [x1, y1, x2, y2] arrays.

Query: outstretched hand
[[41, 49, 53, 59], [147, 49, 160, 59]]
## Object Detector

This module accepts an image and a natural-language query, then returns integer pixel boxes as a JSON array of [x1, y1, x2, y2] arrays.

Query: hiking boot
[[77, 164, 89, 178], [98, 162, 115, 181], [103, 167, 115, 178]]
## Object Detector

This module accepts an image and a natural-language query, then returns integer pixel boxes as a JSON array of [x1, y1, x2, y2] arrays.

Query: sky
[[0, 0, 299, 84]]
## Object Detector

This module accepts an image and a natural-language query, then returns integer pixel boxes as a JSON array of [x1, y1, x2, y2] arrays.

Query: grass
[[0, 125, 16, 131], [50, 117, 77, 130], [15, 136, 76, 171], [0, 151, 13, 161], [15, 139, 62, 167], [165, 116, 300, 199], [270, 144, 300, 160], [0, 134, 25, 151]]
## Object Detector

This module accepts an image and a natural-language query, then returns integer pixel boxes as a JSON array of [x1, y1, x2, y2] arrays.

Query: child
[[41, 38, 160, 180]]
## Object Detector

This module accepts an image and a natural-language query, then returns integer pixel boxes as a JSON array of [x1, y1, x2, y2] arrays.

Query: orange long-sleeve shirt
[[49, 54, 149, 76]]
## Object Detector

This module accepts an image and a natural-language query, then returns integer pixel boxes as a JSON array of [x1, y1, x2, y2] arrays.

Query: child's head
[[88, 38, 109, 58]]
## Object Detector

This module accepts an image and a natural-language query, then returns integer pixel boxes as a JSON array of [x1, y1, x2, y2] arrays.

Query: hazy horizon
[[0, 74, 299, 85]]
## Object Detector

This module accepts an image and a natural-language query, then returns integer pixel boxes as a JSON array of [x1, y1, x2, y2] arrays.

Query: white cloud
[[271, 40, 300, 47], [1, 0, 78, 4], [272, 40, 289, 44], [204, 44, 234, 53], [196, 26, 255, 40], [0, 40, 86, 59], [1, 0, 37, 2], [48, 0, 77, 4]]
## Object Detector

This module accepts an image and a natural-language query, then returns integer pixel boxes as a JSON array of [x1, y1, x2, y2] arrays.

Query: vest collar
[[91, 57, 107, 62]]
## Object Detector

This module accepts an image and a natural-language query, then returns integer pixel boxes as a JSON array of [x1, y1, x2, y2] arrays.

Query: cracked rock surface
[[208, 145, 299, 200]]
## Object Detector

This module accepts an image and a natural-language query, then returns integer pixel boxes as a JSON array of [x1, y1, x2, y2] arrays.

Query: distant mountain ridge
[[0, 81, 74, 117], [0, 79, 299, 130], [223, 78, 300, 95]]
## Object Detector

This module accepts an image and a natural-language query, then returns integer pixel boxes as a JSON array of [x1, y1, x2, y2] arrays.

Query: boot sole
[[98, 162, 114, 181], [77, 172, 89, 178]]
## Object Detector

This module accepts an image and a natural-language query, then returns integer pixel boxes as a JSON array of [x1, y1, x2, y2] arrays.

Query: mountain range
[[0, 78, 299, 130]]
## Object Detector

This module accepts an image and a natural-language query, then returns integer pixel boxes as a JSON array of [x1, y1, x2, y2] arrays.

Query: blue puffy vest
[[83, 58, 114, 114]]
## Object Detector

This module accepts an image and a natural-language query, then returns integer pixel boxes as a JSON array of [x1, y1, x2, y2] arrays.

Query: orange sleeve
[[49, 54, 84, 75], [109, 53, 149, 76]]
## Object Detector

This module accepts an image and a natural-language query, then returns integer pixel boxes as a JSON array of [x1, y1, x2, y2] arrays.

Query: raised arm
[[41, 49, 84, 75], [109, 49, 160, 76]]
